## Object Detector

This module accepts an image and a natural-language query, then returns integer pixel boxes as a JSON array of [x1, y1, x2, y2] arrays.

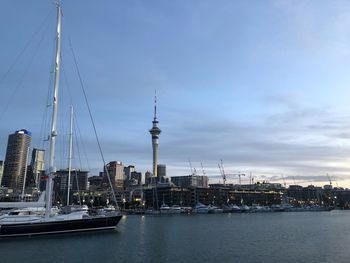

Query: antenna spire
[[154, 90, 157, 120]]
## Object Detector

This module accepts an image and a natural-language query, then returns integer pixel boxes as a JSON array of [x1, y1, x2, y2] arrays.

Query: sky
[[1, 0, 350, 187]]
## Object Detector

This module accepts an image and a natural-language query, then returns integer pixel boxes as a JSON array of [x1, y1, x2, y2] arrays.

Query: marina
[[1, 2, 350, 262], [1, 211, 350, 263], [124, 202, 334, 215]]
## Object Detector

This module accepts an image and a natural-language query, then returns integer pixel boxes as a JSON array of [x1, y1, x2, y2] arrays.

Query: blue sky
[[1, 0, 350, 186]]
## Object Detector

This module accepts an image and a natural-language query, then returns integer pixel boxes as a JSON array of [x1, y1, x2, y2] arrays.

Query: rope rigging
[[61, 61, 91, 171], [69, 39, 119, 209], [0, 10, 53, 86], [0, 17, 53, 121]]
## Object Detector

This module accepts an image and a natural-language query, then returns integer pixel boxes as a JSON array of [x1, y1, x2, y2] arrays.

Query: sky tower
[[149, 93, 161, 178]]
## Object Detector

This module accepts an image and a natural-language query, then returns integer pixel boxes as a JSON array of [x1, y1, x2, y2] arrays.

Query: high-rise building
[[31, 148, 45, 188], [157, 164, 166, 178], [130, 171, 142, 185], [124, 165, 143, 186], [145, 171, 152, 185], [124, 165, 135, 180], [53, 169, 88, 204], [149, 94, 161, 178], [55, 169, 88, 192], [1, 129, 31, 192], [102, 161, 124, 190]]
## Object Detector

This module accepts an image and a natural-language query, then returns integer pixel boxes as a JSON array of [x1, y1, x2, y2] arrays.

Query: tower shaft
[[152, 141, 158, 177]]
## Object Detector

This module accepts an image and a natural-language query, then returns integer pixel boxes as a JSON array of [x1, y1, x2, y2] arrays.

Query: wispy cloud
[[2, 1, 350, 188]]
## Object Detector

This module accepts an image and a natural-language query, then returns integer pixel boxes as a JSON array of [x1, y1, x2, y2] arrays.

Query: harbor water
[[1, 210, 350, 263]]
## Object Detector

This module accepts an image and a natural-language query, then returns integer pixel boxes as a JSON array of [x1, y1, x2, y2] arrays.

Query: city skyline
[[1, 1, 350, 187]]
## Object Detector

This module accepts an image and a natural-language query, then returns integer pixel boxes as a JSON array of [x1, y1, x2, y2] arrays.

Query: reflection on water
[[1, 212, 350, 263]]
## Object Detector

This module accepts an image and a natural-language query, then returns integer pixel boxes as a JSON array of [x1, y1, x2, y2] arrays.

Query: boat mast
[[45, 4, 61, 218], [67, 105, 73, 206]]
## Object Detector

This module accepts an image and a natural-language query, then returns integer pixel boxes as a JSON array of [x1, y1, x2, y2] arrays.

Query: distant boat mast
[[67, 105, 74, 206]]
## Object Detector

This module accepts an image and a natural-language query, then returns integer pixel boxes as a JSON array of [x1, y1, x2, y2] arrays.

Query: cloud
[[283, 175, 347, 183], [153, 96, 350, 184], [2, 1, 350, 189], [2, 85, 350, 187], [55, 91, 350, 187], [271, 0, 350, 59]]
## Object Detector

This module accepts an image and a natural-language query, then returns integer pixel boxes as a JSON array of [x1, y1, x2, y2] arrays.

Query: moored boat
[[239, 204, 251, 212], [193, 203, 209, 214], [208, 205, 224, 214], [0, 211, 122, 237], [251, 204, 272, 213], [230, 204, 241, 213], [160, 204, 172, 214], [170, 205, 184, 214]]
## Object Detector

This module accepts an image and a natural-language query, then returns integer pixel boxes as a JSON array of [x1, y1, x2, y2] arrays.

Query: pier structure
[[149, 93, 162, 180]]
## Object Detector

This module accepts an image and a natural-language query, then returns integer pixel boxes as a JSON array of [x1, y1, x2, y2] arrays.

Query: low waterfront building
[[144, 186, 192, 209], [68, 190, 115, 207], [88, 176, 103, 191], [287, 184, 325, 205], [0, 186, 8, 197], [209, 182, 285, 192], [171, 175, 208, 188], [195, 185, 282, 206], [125, 184, 145, 205], [143, 184, 282, 209], [333, 188, 350, 208]]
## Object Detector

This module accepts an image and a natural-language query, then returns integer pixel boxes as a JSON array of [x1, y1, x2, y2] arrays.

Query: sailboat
[[0, 4, 122, 237]]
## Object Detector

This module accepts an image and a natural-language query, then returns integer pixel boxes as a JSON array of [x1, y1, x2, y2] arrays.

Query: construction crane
[[218, 161, 226, 185], [281, 173, 287, 188], [326, 173, 332, 186], [200, 162, 206, 176], [237, 172, 245, 185], [188, 159, 195, 176], [217, 160, 246, 186]]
